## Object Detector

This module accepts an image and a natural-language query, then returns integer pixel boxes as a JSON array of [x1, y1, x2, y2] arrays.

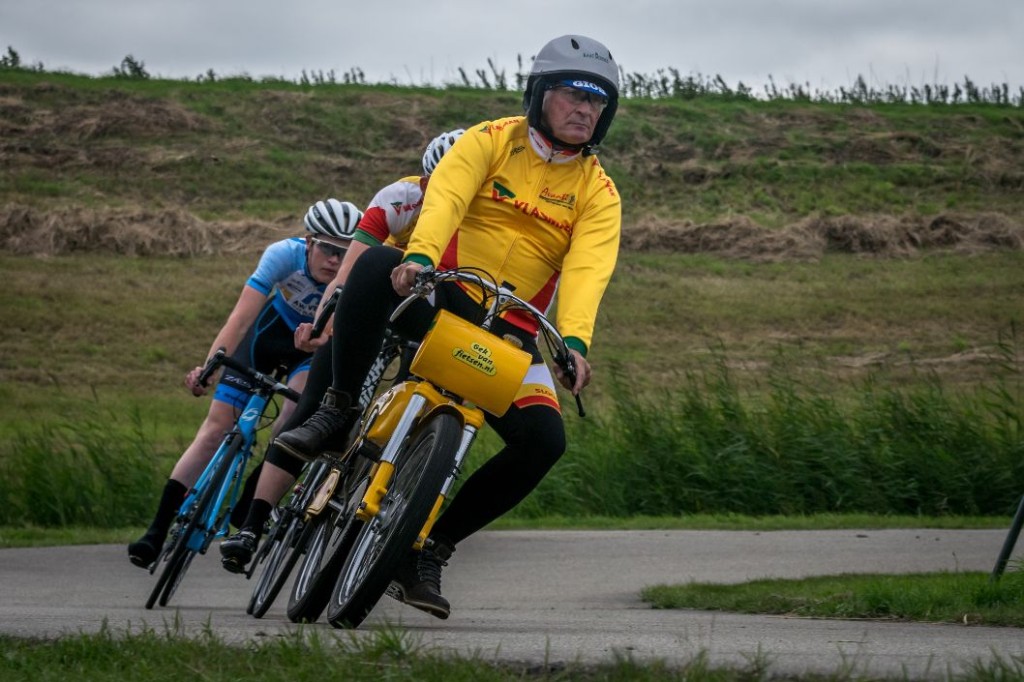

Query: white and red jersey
[[354, 175, 429, 249]]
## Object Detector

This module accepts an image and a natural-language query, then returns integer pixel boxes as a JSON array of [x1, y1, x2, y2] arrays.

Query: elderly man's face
[[541, 85, 605, 145]]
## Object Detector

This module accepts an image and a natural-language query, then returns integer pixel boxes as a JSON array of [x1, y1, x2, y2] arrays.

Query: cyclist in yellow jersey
[[275, 34, 622, 619]]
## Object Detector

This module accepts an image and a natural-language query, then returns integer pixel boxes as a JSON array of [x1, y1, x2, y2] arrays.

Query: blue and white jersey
[[245, 237, 326, 330]]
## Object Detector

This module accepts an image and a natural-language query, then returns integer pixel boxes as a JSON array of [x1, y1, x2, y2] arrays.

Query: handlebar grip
[[311, 288, 342, 340], [196, 348, 227, 388]]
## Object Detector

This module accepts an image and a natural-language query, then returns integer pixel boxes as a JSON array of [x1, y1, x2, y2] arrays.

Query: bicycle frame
[[340, 267, 582, 550], [178, 388, 273, 551]]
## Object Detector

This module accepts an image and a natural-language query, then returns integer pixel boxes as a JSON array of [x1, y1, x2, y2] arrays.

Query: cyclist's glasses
[[549, 85, 609, 112], [311, 237, 347, 259]]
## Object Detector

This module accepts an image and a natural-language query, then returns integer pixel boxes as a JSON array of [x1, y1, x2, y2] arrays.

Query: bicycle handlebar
[[310, 287, 343, 340], [400, 267, 586, 417], [196, 348, 301, 403]]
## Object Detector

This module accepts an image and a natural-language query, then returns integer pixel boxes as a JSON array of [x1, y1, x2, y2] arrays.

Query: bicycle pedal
[[384, 581, 404, 602]]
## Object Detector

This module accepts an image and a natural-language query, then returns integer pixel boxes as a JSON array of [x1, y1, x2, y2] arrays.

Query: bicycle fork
[[355, 381, 485, 550]]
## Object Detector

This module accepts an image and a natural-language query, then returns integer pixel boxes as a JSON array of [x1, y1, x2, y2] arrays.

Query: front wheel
[[326, 411, 461, 629], [285, 457, 374, 623], [146, 434, 242, 609], [247, 461, 327, 618]]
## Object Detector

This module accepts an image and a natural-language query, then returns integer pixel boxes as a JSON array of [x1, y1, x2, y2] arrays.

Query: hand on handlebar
[[187, 348, 227, 397], [554, 348, 590, 395], [391, 261, 425, 297], [184, 365, 210, 397], [295, 322, 330, 353]]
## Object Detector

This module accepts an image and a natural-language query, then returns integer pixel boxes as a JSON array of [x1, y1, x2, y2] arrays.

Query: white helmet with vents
[[422, 128, 465, 175], [304, 199, 362, 240]]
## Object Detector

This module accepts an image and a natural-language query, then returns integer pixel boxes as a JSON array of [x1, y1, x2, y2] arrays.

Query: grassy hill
[[2, 67, 1023, 398], [2, 68, 1023, 242]]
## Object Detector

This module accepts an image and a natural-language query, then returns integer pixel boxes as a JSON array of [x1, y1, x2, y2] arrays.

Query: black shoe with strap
[[128, 531, 164, 569], [388, 538, 454, 619], [274, 388, 359, 462], [220, 529, 258, 574]]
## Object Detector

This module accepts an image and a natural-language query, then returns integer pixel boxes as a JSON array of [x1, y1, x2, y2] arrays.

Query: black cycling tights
[[267, 245, 568, 546]]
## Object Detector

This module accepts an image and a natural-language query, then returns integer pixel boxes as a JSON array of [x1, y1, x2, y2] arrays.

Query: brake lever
[[311, 288, 343, 340], [411, 265, 436, 295], [554, 349, 586, 418]]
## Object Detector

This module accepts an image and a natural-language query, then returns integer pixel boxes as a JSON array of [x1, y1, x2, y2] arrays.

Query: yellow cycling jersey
[[405, 116, 621, 355]]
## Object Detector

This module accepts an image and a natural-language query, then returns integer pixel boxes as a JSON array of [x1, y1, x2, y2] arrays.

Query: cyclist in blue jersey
[[128, 199, 363, 569]]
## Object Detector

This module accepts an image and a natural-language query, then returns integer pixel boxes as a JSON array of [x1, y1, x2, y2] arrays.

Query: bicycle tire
[[247, 460, 327, 618], [145, 434, 244, 609], [326, 411, 461, 629], [285, 456, 374, 623], [247, 511, 303, 617]]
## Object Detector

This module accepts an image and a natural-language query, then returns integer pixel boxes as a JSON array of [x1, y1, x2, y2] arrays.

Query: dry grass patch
[[624, 211, 1023, 261]]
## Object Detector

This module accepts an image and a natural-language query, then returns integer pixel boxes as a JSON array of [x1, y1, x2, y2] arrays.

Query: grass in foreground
[[3, 620, 1024, 682], [0, 622, 777, 682], [643, 569, 1024, 627]]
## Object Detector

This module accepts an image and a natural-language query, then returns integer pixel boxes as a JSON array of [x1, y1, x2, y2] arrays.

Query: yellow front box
[[410, 310, 531, 416]]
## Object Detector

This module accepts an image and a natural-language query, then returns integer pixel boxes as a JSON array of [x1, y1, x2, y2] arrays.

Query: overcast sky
[[3, 1, 1021, 95]]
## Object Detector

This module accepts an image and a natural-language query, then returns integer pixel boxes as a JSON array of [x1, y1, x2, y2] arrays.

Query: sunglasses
[[310, 237, 347, 259], [549, 85, 609, 111]]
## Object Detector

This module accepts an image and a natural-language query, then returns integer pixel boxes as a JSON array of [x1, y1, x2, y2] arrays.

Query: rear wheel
[[285, 456, 374, 623], [247, 461, 326, 618], [326, 412, 461, 629], [146, 435, 243, 609]]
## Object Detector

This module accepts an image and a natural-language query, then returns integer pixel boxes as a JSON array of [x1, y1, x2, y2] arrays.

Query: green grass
[[3, 251, 1021, 430], [3, 620, 1023, 682], [643, 570, 1024, 627], [1, 250, 1021, 528], [3, 344, 1020, 527], [4, 618, 1024, 682]]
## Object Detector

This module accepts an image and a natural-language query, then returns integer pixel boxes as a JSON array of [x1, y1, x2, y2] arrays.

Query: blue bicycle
[[145, 349, 300, 609]]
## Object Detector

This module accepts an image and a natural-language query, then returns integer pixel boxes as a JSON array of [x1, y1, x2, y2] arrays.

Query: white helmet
[[304, 199, 362, 240], [422, 128, 465, 175]]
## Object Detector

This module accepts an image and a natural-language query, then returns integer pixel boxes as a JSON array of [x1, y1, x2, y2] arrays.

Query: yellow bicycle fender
[[413, 383, 486, 430]]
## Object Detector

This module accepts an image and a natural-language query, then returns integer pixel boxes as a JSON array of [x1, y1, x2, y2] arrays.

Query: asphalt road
[[1, 529, 1021, 679]]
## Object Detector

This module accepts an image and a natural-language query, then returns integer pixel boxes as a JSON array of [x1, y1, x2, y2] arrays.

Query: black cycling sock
[[150, 479, 188, 536], [230, 462, 263, 529], [241, 499, 274, 539]]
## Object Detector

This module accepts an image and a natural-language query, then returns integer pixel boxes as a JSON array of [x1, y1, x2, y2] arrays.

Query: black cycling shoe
[[387, 539, 454, 619], [220, 529, 258, 574], [128, 532, 162, 569], [274, 388, 358, 461]]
